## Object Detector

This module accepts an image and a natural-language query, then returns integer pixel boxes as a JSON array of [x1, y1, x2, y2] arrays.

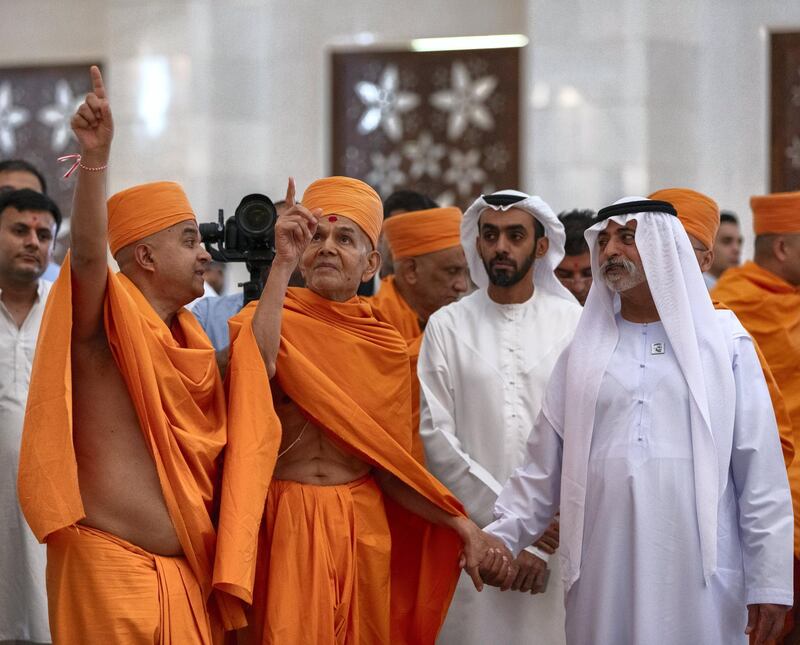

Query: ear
[[698, 248, 714, 273], [398, 257, 419, 285], [774, 236, 790, 262], [133, 242, 157, 273], [535, 236, 549, 258], [361, 249, 381, 283]]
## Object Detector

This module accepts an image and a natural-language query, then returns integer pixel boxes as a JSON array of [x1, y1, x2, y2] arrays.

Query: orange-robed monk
[[212, 176, 514, 644], [17, 66, 244, 643], [368, 206, 469, 463]]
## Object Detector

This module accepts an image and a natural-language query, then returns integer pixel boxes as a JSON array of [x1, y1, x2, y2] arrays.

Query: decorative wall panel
[[332, 47, 521, 208], [770, 33, 800, 192]]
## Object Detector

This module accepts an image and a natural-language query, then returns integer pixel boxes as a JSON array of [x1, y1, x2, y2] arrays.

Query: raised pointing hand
[[71, 65, 113, 155], [273, 177, 320, 268]]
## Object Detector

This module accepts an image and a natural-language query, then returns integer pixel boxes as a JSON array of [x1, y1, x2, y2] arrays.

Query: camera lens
[[236, 194, 277, 238], [198, 221, 222, 243]]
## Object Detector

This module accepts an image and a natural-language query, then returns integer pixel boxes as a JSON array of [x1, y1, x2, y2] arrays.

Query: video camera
[[199, 194, 278, 305]]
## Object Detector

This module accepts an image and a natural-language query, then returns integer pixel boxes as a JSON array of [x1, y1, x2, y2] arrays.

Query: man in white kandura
[[484, 197, 793, 645], [419, 190, 582, 645]]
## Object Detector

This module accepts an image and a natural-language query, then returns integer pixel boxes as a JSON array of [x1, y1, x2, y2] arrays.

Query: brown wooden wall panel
[[770, 33, 800, 193], [331, 47, 521, 209], [0, 63, 101, 221]]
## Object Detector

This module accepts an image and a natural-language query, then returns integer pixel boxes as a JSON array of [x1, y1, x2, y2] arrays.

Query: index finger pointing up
[[285, 177, 296, 208], [90, 66, 106, 99]]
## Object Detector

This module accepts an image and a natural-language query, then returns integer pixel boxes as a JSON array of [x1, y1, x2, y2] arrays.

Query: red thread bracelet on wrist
[[58, 154, 108, 178]]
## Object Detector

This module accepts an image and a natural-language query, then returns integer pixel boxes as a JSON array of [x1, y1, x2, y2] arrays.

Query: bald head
[[754, 233, 800, 286]]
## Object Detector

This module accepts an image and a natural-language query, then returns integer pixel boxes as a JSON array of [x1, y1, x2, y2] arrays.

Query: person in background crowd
[[555, 209, 595, 305], [705, 210, 742, 289], [0, 188, 60, 645]]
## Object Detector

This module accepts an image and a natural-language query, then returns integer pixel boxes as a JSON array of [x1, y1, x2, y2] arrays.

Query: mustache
[[489, 254, 517, 269], [600, 257, 636, 275]]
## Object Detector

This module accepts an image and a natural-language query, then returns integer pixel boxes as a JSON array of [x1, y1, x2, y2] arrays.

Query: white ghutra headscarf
[[461, 189, 576, 303], [556, 196, 736, 592]]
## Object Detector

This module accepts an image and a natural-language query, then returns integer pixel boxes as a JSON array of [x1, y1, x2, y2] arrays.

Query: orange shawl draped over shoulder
[[712, 261, 800, 553], [215, 287, 464, 643], [17, 257, 244, 629], [368, 276, 426, 463]]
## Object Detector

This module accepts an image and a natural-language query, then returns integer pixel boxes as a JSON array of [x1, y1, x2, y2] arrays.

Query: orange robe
[[368, 276, 426, 464], [17, 258, 245, 643], [214, 287, 465, 644], [712, 261, 800, 554]]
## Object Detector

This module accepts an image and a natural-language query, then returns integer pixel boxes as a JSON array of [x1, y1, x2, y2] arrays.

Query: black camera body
[[199, 194, 278, 305]]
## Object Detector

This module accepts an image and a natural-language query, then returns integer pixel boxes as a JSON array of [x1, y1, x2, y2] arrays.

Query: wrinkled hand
[[510, 550, 549, 594], [533, 519, 559, 555], [746, 603, 788, 644], [454, 518, 515, 592], [71, 66, 113, 157], [273, 177, 320, 269]]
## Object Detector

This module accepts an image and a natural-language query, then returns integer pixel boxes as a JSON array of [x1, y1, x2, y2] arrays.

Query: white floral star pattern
[[366, 151, 406, 196], [37, 80, 82, 151], [355, 66, 420, 142], [430, 62, 497, 140], [444, 149, 487, 196], [0, 82, 30, 155], [786, 136, 800, 170], [404, 131, 446, 180]]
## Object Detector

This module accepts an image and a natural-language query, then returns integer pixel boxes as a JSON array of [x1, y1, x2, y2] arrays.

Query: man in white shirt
[[0, 188, 60, 644], [419, 190, 582, 645], [485, 197, 793, 644]]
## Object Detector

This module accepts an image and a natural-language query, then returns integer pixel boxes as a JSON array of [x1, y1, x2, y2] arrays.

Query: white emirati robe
[[487, 308, 793, 644], [0, 279, 51, 643], [420, 287, 581, 645]]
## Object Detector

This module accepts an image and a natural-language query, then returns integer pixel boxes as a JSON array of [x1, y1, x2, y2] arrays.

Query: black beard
[[483, 250, 536, 287]]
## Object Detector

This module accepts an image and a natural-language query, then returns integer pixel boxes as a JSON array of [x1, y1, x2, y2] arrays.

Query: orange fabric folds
[[212, 317, 281, 604], [383, 207, 463, 259], [751, 191, 800, 235], [18, 256, 244, 631], [216, 288, 464, 644], [46, 525, 217, 644], [107, 181, 196, 255], [649, 188, 719, 249], [369, 276, 426, 464], [712, 262, 800, 554], [251, 476, 392, 644], [301, 177, 383, 248]]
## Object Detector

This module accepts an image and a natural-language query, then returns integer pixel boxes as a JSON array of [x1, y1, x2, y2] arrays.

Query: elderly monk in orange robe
[[368, 207, 469, 462], [712, 190, 800, 638], [17, 66, 244, 643], [651, 188, 794, 468], [212, 176, 514, 644]]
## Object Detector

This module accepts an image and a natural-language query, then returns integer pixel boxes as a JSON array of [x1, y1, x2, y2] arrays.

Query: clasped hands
[[457, 518, 554, 595]]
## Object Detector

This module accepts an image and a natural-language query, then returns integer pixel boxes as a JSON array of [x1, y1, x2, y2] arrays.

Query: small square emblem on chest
[[650, 342, 665, 355]]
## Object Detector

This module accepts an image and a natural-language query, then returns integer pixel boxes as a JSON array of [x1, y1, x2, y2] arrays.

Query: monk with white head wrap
[[484, 197, 793, 644], [419, 190, 582, 645]]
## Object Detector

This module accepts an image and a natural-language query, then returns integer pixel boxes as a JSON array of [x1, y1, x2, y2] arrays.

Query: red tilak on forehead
[[327, 215, 338, 223]]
